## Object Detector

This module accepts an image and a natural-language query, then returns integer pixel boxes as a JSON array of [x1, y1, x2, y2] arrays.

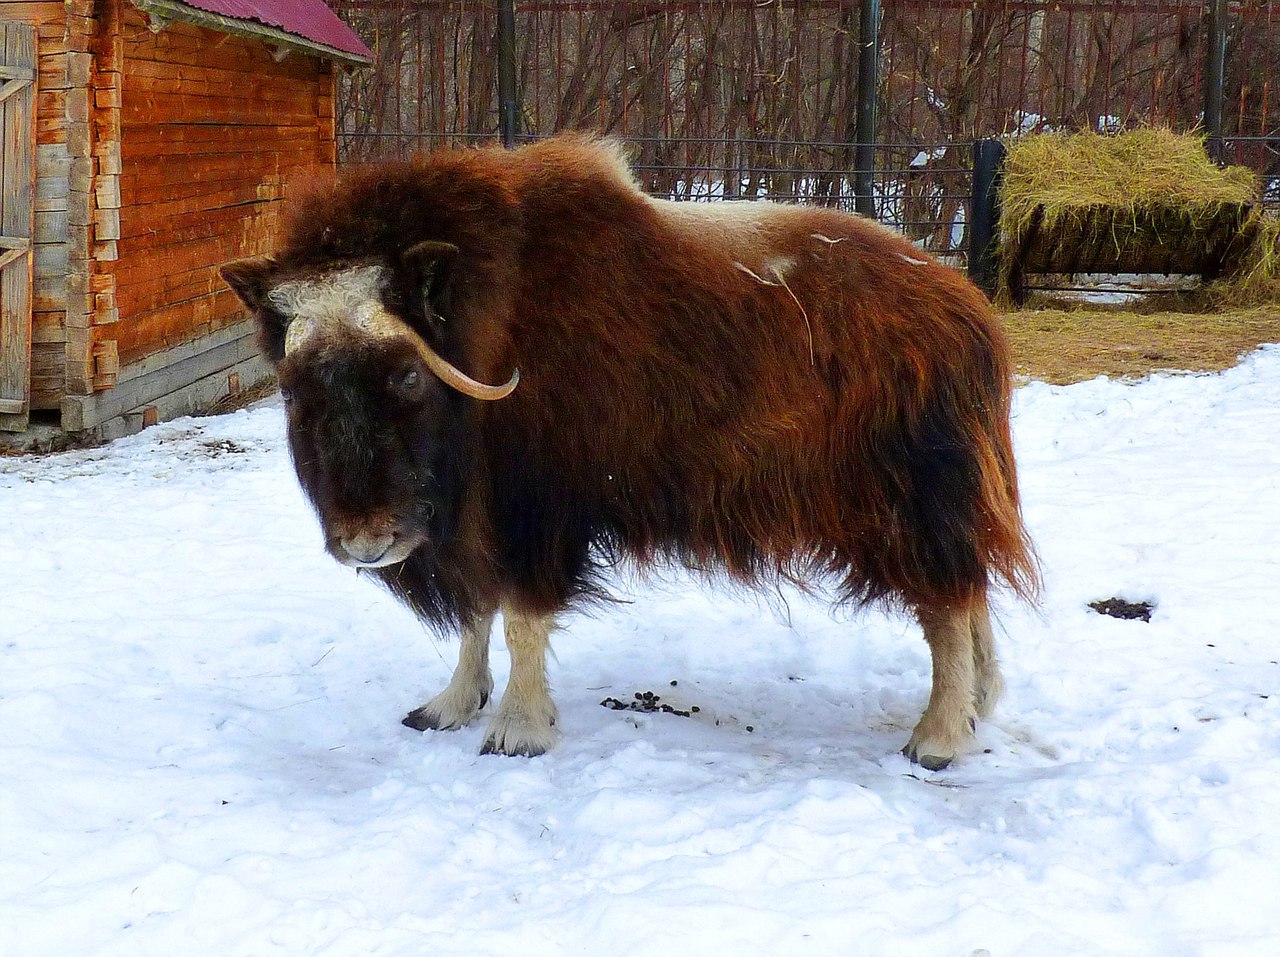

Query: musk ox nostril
[[340, 531, 395, 565]]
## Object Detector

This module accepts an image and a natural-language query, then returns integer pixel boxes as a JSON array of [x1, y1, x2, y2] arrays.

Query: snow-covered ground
[[4, 348, 1280, 956]]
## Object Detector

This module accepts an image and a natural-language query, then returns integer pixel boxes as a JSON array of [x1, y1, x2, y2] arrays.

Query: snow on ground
[[3, 348, 1280, 956]]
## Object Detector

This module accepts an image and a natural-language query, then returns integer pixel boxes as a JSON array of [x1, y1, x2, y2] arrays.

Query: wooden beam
[[0, 246, 28, 271], [1, 20, 36, 432], [0, 77, 30, 107], [60, 323, 264, 430]]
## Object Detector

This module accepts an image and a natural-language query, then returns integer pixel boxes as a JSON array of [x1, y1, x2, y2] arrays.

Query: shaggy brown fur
[[221, 135, 1038, 766]]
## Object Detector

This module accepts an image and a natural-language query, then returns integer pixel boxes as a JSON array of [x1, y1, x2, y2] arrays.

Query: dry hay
[[998, 129, 1259, 300], [1204, 213, 1280, 305], [1001, 304, 1280, 384]]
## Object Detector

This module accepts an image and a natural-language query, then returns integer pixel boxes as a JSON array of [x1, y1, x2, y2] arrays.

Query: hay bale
[[1206, 213, 1280, 305], [998, 129, 1260, 301]]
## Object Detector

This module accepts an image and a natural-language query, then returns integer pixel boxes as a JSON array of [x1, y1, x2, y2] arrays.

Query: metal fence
[[333, 0, 1280, 264]]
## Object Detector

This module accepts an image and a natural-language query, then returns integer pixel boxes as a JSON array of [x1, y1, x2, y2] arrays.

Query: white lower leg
[[482, 607, 559, 757], [970, 595, 1004, 719], [905, 602, 978, 770], [403, 610, 495, 731]]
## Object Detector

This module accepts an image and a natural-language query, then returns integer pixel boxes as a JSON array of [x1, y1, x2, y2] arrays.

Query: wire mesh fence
[[332, 0, 1280, 265]]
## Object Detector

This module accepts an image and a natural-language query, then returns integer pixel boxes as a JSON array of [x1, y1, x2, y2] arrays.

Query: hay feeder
[[998, 130, 1260, 305]]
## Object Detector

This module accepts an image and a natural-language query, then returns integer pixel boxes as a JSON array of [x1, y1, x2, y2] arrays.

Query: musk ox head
[[219, 243, 517, 569]]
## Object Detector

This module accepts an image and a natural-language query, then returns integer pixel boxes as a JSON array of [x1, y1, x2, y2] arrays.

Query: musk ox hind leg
[[904, 597, 986, 771], [402, 609, 497, 732], [970, 594, 1005, 720], [480, 607, 559, 757]]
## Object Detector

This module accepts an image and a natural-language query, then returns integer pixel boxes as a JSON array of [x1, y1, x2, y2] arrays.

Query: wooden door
[[0, 20, 35, 432]]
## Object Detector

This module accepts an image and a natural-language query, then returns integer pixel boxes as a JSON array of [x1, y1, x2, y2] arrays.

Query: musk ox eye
[[390, 366, 427, 403], [279, 386, 294, 404]]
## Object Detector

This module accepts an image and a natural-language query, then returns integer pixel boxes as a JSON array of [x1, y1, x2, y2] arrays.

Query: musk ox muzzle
[[325, 512, 424, 568]]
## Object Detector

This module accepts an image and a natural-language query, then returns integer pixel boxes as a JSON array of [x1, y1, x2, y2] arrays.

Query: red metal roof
[[180, 0, 373, 60]]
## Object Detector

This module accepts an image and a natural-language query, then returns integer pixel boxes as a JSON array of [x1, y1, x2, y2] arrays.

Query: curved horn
[[411, 335, 519, 401]]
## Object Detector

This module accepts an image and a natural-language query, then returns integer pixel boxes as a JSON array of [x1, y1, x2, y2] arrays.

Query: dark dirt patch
[[1089, 597, 1154, 621]]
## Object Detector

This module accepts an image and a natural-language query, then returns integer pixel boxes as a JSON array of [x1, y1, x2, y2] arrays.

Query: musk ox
[[220, 135, 1037, 769]]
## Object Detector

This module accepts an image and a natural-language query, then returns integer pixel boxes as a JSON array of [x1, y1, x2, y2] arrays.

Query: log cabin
[[0, 0, 370, 439]]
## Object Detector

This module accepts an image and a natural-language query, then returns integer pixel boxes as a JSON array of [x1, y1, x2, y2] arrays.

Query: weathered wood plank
[[30, 389, 63, 411], [108, 295, 247, 366], [36, 138, 67, 171], [35, 23, 66, 49], [120, 123, 319, 155], [37, 54, 68, 84], [33, 276, 67, 312], [32, 237, 66, 276], [94, 352, 269, 440], [119, 277, 244, 321], [32, 310, 64, 343], [122, 97, 317, 128], [116, 191, 277, 238], [0, 2, 66, 24], [114, 223, 278, 283], [30, 340, 61, 373], [34, 207, 67, 243], [61, 321, 262, 429], [1, 21, 35, 431], [118, 154, 304, 197], [93, 206, 120, 240], [123, 54, 319, 87]]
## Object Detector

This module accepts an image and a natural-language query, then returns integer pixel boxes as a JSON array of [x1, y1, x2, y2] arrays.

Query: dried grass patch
[[1001, 305, 1280, 384]]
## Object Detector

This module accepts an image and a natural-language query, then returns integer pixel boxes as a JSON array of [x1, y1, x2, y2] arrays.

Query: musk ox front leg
[[905, 597, 992, 771], [480, 607, 559, 757], [403, 609, 497, 732]]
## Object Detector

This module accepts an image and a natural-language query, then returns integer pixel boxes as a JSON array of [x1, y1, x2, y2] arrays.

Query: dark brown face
[[221, 260, 456, 568], [278, 330, 450, 567], [220, 247, 519, 569]]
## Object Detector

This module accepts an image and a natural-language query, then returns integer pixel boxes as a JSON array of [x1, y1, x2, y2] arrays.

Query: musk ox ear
[[401, 241, 459, 319], [219, 256, 279, 312], [402, 240, 459, 277]]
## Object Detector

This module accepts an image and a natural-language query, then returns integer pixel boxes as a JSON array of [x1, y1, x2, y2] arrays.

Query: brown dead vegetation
[[1002, 304, 1280, 384]]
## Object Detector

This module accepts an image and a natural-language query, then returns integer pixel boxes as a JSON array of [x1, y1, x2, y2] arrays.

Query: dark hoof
[[902, 744, 954, 772], [401, 709, 438, 732], [480, 739, 546, 758]]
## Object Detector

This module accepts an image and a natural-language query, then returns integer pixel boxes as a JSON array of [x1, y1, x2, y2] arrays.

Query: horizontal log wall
[[2, 0, 71, 409], [107, 7, 335, 367]]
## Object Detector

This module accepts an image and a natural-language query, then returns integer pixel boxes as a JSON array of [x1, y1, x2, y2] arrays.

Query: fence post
[[969, 138, 1006, 299], [1203, 0, 1228, 163], [497, 0, 519, 148], [854, 0, 880, 218]]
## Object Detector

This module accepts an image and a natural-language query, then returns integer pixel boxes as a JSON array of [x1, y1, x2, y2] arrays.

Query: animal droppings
[[1089, 597, 1154, 622], [198, 439, 250, 457], [602, 692, 694, 718]]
